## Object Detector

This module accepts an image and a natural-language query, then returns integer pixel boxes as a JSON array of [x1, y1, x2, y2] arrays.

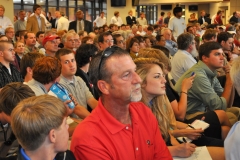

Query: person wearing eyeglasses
[[113, 34, 126, 50], [98, 32, 114, 51], [0, 41, 23, 89], [70, 46, 172, 159], [170, 33, 198, 82]]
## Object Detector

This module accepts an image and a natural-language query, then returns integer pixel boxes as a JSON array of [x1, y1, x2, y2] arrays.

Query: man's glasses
[[98, 45, 119, 79], [118, 40, 125, 44], [104, 39, 114, 43]]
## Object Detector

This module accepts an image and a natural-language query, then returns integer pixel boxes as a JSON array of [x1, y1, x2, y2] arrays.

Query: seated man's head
[[113, 34, 126, 49], [5, 27, 15, 41], [75, 43, 98, 71], [155, 34, 166, 46], [161, 28, 172, 41], [98, 32, 113, 51], [24, 32, 36, 48], [217, 32, 234, 52], [0, 82, 35, 124], [20, 52, 44, 82], [89, 46, 142, 102], [11, 95, 69, 153], [32, 56, 61, 84], [177, 32, 198, 57], [55, 48, 76, 80], [36, 31, 45, 45], [199, 42, 224, 71], [62, 32, 76, 50], [0, 41, 15, 65], [42, 35, 60, 56], [202, 29, 217, 42]]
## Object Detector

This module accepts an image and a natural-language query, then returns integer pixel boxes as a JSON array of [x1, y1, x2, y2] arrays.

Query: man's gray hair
[[177, 33, 195, 50], [161, 28, 171, 35]]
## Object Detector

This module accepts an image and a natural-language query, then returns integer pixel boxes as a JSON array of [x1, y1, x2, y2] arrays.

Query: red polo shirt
[[70, 98, 172, 160]]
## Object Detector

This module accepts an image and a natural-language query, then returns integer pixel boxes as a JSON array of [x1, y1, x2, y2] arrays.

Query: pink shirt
[[71, 98, 172, 160]]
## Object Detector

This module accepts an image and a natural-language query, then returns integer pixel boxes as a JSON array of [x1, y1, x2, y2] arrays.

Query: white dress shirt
[[94, 16, 106, 27], [57, 16, 69, 31], [110, 16, 123, 26], [0, 16, 13, 35]]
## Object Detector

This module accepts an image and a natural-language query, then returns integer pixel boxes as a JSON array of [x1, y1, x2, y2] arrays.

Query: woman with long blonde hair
[[135, 58, 225, 159]]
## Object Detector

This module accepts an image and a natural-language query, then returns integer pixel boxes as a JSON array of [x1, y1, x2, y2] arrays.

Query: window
[[136, 5, 158, 25]]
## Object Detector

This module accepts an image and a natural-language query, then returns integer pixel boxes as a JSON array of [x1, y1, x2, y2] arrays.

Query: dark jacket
[[198, 16, 206, 25], [68, 20, 93, 33], [126, 16, 136, 26]]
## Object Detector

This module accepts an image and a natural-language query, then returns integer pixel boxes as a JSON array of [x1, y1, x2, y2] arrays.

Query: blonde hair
[[11, 95, 67, 151], [134, 58, 176, 141], [138, 48, 171, 71]]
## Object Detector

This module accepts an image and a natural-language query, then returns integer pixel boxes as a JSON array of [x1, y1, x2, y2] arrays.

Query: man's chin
[[130, 94, 142, 102]]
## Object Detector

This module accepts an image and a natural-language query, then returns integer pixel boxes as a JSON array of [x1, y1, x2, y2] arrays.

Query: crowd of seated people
[[1, 2, 240, 159]]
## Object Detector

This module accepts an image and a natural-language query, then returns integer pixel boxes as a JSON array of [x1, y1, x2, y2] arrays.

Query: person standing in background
[[0, 5, 14, 35], [93, 12, 107, 27], [168, 6, 186, 40], [14, 10, 26, 32], [26, 4, 45, 34], [137, 12, 147, 26], [126, 10, 136, 26], [110, 11, 123, 27], [214, 10, 223, 25], [164, 12, 171, 27], [198, 10, 206, 25], [157, 12, 165, 27]]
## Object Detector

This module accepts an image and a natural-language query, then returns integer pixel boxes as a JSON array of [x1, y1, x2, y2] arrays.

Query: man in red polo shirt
[[70, 46, 172, 160]]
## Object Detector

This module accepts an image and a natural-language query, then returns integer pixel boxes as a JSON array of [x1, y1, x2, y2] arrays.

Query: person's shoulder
[[72, 109, 101, 139], [69, 20, 76, 24]]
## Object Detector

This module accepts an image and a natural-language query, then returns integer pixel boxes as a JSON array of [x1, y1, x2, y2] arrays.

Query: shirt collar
[[198, 60, 217, 78], [60, 74, 75, 85], [96, 98, 139, 134], [180, 49, 192, 56], [20, 148, 31, 160]]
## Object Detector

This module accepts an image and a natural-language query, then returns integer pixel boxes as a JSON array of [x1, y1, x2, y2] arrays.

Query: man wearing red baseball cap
[[42, 35, 60, 57]]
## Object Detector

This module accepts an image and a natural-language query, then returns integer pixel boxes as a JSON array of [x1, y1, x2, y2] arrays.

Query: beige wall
[[230, 0, 240, 14], [1, 0, 14, 24], [210, 2, 230, 25], [106, 0, 135, 25]]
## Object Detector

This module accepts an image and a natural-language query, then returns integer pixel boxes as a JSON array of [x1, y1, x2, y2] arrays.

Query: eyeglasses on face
[[104, 39, 114, 43]]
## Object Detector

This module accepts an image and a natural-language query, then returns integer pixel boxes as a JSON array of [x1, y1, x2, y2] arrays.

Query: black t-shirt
[[166, 83, 179, 103]]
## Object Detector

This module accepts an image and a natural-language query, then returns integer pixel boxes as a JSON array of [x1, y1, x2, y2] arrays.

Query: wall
[[157, 4, 194, 25], [210, 2, 230, 24], [198, 4, 210, 16], [106, 0, 135, 25], [230, 0, 240, 14], [1, 0, 14, 24]]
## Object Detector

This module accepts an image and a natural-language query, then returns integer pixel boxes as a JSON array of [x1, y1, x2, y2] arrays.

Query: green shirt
[[174, 60, 227, 115]]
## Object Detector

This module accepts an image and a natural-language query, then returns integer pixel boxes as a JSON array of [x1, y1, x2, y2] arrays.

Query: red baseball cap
[[42, 35, 60, 46]]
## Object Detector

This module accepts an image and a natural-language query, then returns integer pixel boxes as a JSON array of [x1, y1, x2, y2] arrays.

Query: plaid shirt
[[0, 62, 23, 88]]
